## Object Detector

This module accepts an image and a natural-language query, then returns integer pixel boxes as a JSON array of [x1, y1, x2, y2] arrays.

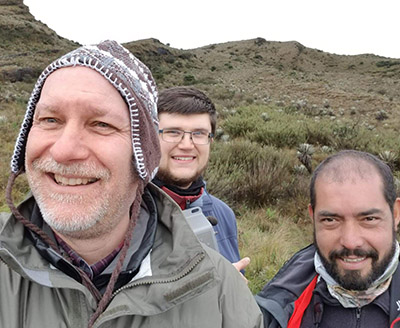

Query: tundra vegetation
[[2, 0, 400, 293]]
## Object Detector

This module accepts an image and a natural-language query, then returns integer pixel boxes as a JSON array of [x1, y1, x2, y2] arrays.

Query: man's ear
[[308, 204, 314, 223], [393, 198, 400, 231]]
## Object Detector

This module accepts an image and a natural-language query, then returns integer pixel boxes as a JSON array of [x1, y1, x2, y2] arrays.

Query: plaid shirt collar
[[54, 233, 123, 280]]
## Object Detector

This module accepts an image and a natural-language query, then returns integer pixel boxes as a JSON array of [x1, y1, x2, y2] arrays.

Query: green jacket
[[0, 184, 262, 328]]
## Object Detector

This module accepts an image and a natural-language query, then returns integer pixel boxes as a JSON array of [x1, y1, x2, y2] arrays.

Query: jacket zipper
[[92, 252, 206, 327], [111, 251, 205, 297], [356, 307, 361, 328]]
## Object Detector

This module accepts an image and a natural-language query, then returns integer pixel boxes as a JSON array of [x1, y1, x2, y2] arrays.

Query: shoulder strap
[[288, 275, 318, 328]]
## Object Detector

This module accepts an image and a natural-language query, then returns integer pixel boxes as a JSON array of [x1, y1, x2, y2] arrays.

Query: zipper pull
[[356, 307, 361, 320]]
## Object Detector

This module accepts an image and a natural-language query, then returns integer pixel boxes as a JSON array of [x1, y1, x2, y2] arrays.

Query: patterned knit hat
[[11, 40, 160, 184]]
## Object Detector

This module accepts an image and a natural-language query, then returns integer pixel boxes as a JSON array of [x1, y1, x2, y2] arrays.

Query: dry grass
[[236, 207, 312, 293]]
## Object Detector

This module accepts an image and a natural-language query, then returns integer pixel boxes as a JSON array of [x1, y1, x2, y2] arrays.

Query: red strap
[[161, 186, 203, 210], [391, 318, 400, 328], [287, 275, 319, 328]]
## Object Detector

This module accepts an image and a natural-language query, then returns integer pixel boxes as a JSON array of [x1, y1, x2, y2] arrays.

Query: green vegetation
[[204, 104, 400, 293], [7, 90, 400, 294], [376, 60, 400, 68]]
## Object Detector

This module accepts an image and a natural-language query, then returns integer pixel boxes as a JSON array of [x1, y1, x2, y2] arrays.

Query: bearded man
[[256, 150, 400, 328]]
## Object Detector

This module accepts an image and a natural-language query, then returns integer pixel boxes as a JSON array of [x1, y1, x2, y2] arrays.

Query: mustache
[[31, 158, 110, 180], [329, 247, 379, 262]]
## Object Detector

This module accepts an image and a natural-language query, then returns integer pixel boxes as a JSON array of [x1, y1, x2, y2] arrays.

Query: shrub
[[376, 61, 400, 68], [183, 74, 196, 85], [379, 150, 399, 171], [297, 143, 314, 173], [206, 140, 304, 208], [223, 105, 307, 147], [375, 109, 389, 121], [330, 123, 369, 150]]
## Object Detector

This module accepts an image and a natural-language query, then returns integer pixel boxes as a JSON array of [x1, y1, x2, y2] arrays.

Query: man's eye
[[91, 121, 118, 134], [38, 117, 59, 126], [192, 131, 208, 137], [165, 130, 181, 136], [39, 117, 58, 123], [364, 216, 377, 222], [321, 217, 336, 223], [95, 121, 110, 128]]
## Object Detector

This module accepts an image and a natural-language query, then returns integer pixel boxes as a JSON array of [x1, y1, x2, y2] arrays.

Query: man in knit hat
[[0, 40, 262, 328]]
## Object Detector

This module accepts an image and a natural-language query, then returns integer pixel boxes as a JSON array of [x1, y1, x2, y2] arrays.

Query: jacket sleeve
[[255, 245, 317, 328], [255, 294, 287, 328]]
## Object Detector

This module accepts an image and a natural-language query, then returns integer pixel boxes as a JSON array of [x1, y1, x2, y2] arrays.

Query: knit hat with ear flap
[[6, 40, 160, 328], [11, 39, 160, 184]]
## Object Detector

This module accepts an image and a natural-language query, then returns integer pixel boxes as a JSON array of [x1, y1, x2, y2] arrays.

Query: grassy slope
[[2, 0, 400, 292]]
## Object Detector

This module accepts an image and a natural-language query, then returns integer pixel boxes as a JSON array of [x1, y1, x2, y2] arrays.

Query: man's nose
[[339, 221, 364, 250], [49, 123, 90, 163], [178, 132, 195, 148]]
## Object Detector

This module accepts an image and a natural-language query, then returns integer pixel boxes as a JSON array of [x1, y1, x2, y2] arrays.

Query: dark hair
[[157, 87, 217, 134], [310, 150, 397, 212]]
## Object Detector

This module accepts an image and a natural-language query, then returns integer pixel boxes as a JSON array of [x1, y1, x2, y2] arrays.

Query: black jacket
[[255, 244, 400, 328]]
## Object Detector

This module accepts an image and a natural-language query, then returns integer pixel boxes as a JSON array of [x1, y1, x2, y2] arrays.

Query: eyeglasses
[[159, 129, 214, 145]]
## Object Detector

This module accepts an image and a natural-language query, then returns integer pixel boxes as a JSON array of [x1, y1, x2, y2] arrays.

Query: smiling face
[[309, 169, 400, 290], [157, 112, 212, 189], [25, 67, 138, 239]]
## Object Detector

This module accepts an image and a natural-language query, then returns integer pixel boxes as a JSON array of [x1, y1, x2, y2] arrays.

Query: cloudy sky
[[24, 0, 400, 58]]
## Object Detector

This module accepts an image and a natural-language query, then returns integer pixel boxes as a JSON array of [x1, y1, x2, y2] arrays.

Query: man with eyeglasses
[[153, 87, 245, 267]]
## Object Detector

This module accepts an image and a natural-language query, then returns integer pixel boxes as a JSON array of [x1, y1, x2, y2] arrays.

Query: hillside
[[2, 0, 400, 292], [124, 38, 400, 124], [1, 1, 399, 118], [0, 0, 78, 82]]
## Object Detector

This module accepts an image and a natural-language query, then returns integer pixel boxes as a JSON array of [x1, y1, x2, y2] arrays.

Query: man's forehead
[[34, 102, 129, 123], [313, 166, 386, 210], [38, 70, 109, 108], [41, 66, 113, 90], [316, 159, 380, 184], [159, 112, 212, 126]]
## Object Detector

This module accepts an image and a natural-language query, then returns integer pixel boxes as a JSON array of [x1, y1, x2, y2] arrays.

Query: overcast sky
[[24, 0, 400, 59]]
